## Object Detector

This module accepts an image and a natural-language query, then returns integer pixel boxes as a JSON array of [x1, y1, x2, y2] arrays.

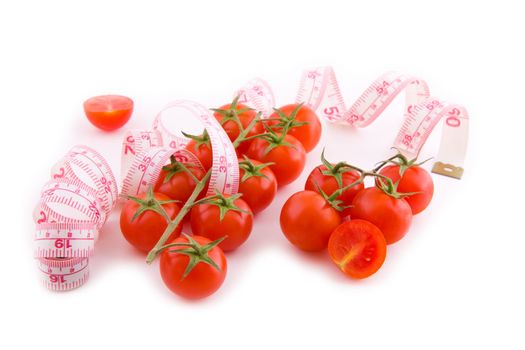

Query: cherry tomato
[[238, 158, 277, 214], [268, 104, 322, 152], [154, 157, 207, 203], [190, 194, 253, 251], [185, 131, 213, 171], [245, 133, 306, 186], [350, 187, 412, 244], [305, 164, 364, 219], [160, 235, 227, 299], [213, 101, 264, 154], [83, 95, 133, 131], [378, 165, 434, 214], [328, 220, 387, 279], [120, 191, 182, 253], [280, 190, 341, 251]]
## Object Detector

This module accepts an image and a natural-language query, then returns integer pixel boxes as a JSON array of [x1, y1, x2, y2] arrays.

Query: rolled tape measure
[[120, 100, 239, 199], [34, 146, 116, 291], [237, 67, 469, 179]]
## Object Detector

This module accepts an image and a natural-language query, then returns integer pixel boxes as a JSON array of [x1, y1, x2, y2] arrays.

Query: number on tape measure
[[34, 222, 97, 258]]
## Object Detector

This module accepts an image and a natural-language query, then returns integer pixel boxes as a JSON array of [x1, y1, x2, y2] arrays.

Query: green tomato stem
[[145, 169, 211, 264]]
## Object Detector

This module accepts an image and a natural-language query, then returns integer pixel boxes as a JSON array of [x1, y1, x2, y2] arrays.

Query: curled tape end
[[431, 162, 464, 179]]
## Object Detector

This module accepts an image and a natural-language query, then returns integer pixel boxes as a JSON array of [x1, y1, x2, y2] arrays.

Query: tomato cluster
[[280, 151, 434, 279], [120, 97, 321, 299]]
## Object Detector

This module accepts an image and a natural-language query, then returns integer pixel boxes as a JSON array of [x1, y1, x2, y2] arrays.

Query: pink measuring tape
[[236, 67, 469, 179], [33, 146, 117, 291]]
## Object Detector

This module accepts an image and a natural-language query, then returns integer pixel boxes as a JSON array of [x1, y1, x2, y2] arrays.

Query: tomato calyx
[[159, 233, 226, 279], [238, 155, 274, 182], [371, 150, 428, 199], [318, 149, 363, 188], [127, 186, 180, 223], [182, 129, 211, 150], [313, 174, 366, 212], [211, 95, 254, 130], [270, 103, 310, 132], [194, 190, 251, 221], [374, 149, 432, 176], [373, 171, 421, 200], [161, 155, 202, 184], [255, 125, 298, 156]]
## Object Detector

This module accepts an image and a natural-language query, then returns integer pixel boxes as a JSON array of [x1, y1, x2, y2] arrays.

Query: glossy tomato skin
[[305, 165, 364, 219], [378, 165, 434, 215], [238, 159, 278, 214], [328, 220, 387, 279], [268, 104, 322, 152], [214, 103, 264, 154], [83, 95, 133, 131], [186, 140, 213, 171], [190, 196, 253, 251], [119, 192, 182, 253], [350, 187, 412, 245], [155, 165, 206, 203], [280, 190, 341, 251], [245, 133, 306, 187], [160, 235, 227, 299]]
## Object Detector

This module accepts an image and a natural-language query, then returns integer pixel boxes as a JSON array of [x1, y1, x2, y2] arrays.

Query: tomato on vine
[[155, 155, 207, 203], [377, 156, 434, 214], [267, 103, 321, 152], [190, 191, 253, 251], [159, 234, 227, 299], [237, 157, 277, 214], [245, 129, 306, 186], [350, 186, 412, 245], [184, 130, 213, 171], [212, 96, 264, 154], [305, 150, 364, 219], [120, 188, 182, 253], [280, 190, 343, 252]]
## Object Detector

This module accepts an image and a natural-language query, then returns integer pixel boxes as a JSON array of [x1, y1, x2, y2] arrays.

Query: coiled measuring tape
[[34, 145, 117, 291], [120, 100, 240, 199], [236, 67, 469, 179]]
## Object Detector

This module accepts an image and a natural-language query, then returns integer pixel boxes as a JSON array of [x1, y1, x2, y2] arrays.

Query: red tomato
[[280, 190, 341, 251], [160, 235, 227, 299], [245, 133, 306, 186], [328, 220, 387, 279], [154, 158, 207, 203], [268, 104, 322, 152], [378, 165, 434, 214], [350, 187, 412, 244], [83, 95, 133, 131], [185, 131, 213, 171], [305, 164, 364, 219], [238, 158, 277, 214], [120, 192, 182, 253], [190, 194, 253, 251], [213, 101, 264, 154]]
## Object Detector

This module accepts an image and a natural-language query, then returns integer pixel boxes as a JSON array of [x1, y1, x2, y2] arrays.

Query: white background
[[1, 1, 524, 349]]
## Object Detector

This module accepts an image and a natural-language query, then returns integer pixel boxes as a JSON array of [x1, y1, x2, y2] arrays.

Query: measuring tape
[[120, 100, 239, 199], [34, 146, 116, 291], [236, 67, 469, 179]]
